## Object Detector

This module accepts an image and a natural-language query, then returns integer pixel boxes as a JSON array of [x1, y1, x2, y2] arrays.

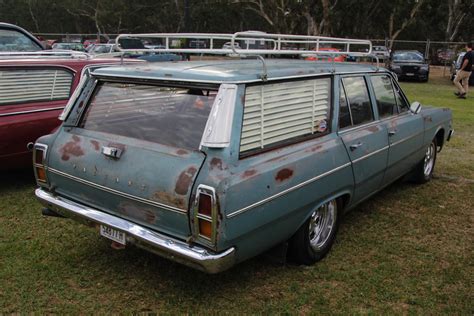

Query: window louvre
[[240, 78, 330, 153], [0, 68, 73, 105]]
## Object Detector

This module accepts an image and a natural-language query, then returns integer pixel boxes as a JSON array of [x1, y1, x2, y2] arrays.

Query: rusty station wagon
[[33, 33, 453, 273]]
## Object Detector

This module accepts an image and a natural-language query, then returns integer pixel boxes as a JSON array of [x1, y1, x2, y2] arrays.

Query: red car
[[0, 23, 140, 170], [305, 47, 346, 62]]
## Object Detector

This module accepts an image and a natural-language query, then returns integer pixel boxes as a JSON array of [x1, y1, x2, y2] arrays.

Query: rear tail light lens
[[198, 219, 212, 238], [34, 148, 44, 165], [198, 193, 212, 216], [195, 185, 217, 242], [35, 167, 47, 183], [33, 144, 48, 185]]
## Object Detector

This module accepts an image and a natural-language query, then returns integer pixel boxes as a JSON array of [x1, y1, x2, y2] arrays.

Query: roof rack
[[0, 50, 91, 60], [115, 31, 376, 80], [115, 31, 373, 56]]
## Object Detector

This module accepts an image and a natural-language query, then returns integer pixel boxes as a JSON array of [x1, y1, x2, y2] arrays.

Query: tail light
[[194, 185, 217, 242], [33, 144, 48, 185]]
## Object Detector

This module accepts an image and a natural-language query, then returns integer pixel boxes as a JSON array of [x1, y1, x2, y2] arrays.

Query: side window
[[0, 68, 73, 105], [338, 83, 352, 129], [342, 76, 373, 126], [393, 83, 409, 113], [240, 78, 331, 154], [370, 75, 398, 118]]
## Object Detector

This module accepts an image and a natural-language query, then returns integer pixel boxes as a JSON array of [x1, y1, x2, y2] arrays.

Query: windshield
[[392, 51, 424, 62], [80, 82, 217, 150], [0, 28, 42, 51]]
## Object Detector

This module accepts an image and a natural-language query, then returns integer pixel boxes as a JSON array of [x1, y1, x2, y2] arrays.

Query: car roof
[[0, 22, 44, 50], [92, 59, 382, 84]]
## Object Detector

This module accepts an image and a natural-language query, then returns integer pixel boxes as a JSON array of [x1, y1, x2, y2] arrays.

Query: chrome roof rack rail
[[114, 31, 374, 80], [0, 50, 92, 60]]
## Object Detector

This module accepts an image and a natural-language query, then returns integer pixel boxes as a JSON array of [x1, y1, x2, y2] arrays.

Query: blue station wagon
[[34, 33, 453, 273]]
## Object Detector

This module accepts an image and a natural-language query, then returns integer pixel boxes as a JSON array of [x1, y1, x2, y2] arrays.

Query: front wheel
[[413, 138, 437, 183], [289, 199, 340, 265]]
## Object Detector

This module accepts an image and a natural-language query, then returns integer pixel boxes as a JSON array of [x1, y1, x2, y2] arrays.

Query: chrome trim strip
[[92, 70, 384, 85], [48, 167, 187, 215], [0, 106, 65, 117], [35, 188, 235, 274], [227, 162, 351, 218], [390, 131, 424, 147], [352, 145, 389, 164]]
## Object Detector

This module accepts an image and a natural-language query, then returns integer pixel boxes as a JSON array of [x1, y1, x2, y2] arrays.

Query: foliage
[[0, 0, 473, 42]]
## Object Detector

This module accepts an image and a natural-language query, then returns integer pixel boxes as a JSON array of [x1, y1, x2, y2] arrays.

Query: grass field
[[1, 68, 473, 314]]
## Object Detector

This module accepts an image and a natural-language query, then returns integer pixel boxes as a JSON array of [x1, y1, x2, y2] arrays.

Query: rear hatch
[[47, 81, 217, 239]]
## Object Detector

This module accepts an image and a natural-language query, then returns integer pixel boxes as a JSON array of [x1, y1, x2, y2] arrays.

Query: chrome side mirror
[[410, 101, 422, 114]]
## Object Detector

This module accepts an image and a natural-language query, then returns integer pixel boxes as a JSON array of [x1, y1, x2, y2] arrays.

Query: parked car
[[389, 50, 430, 82], [434, 48, 456, 65], [83, 38, 101, 48], [450, 52, 474, 86], [52, 42, 86, 52], [34, 34, 452, 274], [0, 22, 44, 51], [0, 23, 144, 170], [222, 42, 241, 50], [305, 48, 346, 62], [87, 43, 117, 55], [373, 45, 390, 61]]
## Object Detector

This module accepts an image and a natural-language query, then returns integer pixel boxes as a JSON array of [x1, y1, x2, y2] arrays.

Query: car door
[[337, 76, 389, 204], [369, 75, 425, 185]]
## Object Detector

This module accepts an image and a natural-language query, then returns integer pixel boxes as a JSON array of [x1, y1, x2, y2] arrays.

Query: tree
[[445, 0, 474, 41]]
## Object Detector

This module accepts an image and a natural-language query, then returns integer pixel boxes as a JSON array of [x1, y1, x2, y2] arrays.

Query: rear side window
[[338, 83, 352, 128], [341, 77, 373, 126], [80, 82, 216, 150], [0, 68, 73, 105], [240, 78, 331, 153], [370, 75, 398, 118]]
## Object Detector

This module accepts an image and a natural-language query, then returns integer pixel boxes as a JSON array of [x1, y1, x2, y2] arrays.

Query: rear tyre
[[413, 138, 437, 184], [289, 199, 340, 265]]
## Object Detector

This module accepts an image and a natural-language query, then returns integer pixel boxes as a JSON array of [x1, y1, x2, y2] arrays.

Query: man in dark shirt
[[454, 42, 473, 99]]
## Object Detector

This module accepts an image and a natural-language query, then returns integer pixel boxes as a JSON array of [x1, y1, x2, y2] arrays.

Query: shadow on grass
[[0, 168, 36, 192]]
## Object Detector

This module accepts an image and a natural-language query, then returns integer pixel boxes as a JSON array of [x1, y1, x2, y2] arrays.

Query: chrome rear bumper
[[35, 188, 235, 274]]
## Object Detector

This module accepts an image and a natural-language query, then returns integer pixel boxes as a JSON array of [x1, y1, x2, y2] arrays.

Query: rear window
[[80, 82, 216, 149]]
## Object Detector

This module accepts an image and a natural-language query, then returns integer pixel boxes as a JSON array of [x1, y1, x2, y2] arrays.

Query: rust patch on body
[[366, 126, 379, 132], [175, 167, 197, 195], [241, 169, 257, 179], [210, 158, 224, 171], [90, 140, 100, 151], [176, 149, 189, 156], [306, 144, 323, 153], [275, 168, 294, 182], [152, 191, 186, 209], [60, 135, 84, 161], [118, 202, 158, 224]]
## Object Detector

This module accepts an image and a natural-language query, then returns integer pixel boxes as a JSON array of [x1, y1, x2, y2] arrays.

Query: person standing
[[454, 42, 473, 99]]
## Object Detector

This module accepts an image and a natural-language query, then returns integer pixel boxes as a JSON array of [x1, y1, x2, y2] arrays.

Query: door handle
[[389, 130, 397, 136], [101, 146, 122, 159], [349, 142, 363, 151]]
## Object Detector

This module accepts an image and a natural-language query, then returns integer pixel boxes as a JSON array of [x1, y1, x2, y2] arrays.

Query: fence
[[34, 33, 467, 66]]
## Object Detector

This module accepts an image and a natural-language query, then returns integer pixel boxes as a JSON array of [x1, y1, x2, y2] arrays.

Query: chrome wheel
[[308, 200, 337, 251], [423, 142, 436, 177]]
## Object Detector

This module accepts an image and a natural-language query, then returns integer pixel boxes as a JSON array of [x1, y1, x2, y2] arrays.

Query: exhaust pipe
[[41, 208, 65, 218]]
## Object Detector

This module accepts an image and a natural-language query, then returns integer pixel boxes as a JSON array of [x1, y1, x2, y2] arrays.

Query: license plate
[[406, 73, 414, 76], [100, 225, 126, 245]]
